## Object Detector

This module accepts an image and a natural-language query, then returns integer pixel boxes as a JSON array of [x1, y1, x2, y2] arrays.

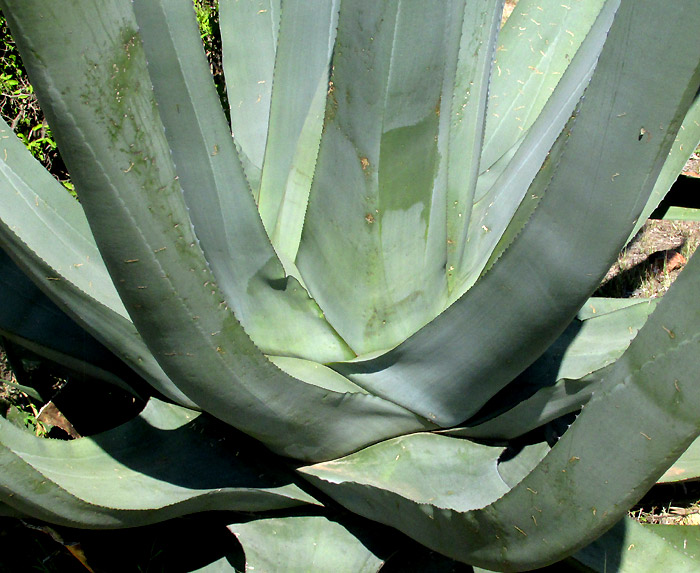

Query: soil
[[596, 219, 700, 298], [683, 146, 700, 177]]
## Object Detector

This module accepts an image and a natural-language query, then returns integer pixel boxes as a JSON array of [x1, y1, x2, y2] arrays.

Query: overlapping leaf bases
[[0, 0, 699, 570]]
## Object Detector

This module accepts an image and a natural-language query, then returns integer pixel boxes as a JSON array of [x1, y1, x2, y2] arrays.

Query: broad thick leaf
[[190, 557, 239, 573], [658, 435, 700, 484], [230, 516, 384, 573], [440, 0, 504, 294], [0, 398, 318, 528], [2, 0, 434, 462], [629, 95, 700, 239], [302, 433, 510, 513], [573, 518, 700, 572], [302, 214, 700, 569], [481, 0, 606, 170], [334, 0, 700, 427], [219, 0, 279, 194], [452, 0, 609, 294], [448, 298, 657, 440], [297, 0, 504, 354], [0, 117, 194, 407], [0, 117, 122, 315], [0, 248, 128, 383], [661, 205, 700, 222], [256, 0, 339, 269], [133, 0, 352, 364]]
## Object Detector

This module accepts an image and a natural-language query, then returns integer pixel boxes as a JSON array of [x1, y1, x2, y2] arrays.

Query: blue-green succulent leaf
[[297, 0, 495, 354], [256, 0, 339, 270], [629, 95, 700, 239], [219, 0, 280, 194], [449, 297, 657, 440], [333, 0, 699, 427], [230, 516, 384, 573], [1, 0, 434, 462], [133, 0, 352, 363], [0, 398, 318, 528], [659, 435, 700, 484], [301, 207, 700, 569], [574, 518, 700, 572], [0, 117, 193, 406]]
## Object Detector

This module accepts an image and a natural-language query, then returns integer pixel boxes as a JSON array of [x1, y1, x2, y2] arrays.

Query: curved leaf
[[0, 248, 129, 384], [230, 516, 384, 573], [658, 435, 700, 484], [0, 117, 194, 407], [256, 0, 339, 269], [452, 1, 615, 295], [333, 0, 700, 427], [481, 0, 606, 170], [574, 518, 700, 572], [133, 0, 352, 363], [449, 298, 657, 440], [0, 398, 318, 528], [297, 0, 495, 354], [1, 0, 434, 462], [301, 223, 700, 569], [303, 433, 510, 513], [629, 95, 700, 239]]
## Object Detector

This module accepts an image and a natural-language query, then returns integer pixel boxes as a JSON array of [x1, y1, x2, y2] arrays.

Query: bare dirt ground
[[597, 219, 700, 298]]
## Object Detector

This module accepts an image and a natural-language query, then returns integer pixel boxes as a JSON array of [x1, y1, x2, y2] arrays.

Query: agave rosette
[[1, 0, 699, 570]]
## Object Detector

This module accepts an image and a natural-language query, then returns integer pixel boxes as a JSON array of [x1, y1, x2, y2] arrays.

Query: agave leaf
[[219, 0, 280, 194], [267, 355, 368, 394], [439, 0, 504, 294], [229, 516, 384, 573], [658, 435, 700, 484], [0, 398, 318, 528], [2, 0, 435, 461], [448, 298, 657, 440], [629, 95, 700, 239], [255, 0, 339, 268], [640, 523, 700, 558], [302, 433, 510, 513], [519, 298, 657, 382], [0, 119, 124, 318], [302, 215, 700, 569], [297, 0, 498, 354], [189, 558, 239, 573], [573, 518, 700, 572], [133, 0, 352, 363], [0, 117, 194, 407], [452, 0, 616, 295], [334, 0, 700, 427], [661, 205, 700, 222], [481, 0, 606, 170], [0, 248, 130, 385]]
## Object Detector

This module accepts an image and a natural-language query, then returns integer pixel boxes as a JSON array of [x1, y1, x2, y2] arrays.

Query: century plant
[[0, 0, 699, 570]]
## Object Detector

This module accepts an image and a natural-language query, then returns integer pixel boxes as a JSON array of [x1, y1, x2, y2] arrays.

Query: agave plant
[[1, 0, 700, 570]]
